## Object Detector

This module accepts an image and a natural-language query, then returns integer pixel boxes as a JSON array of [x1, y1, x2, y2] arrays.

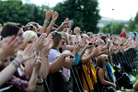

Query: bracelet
[[12, 61, 19, 68], [36, 78, 44, 86], [51, 21, 55, 25], [36, 81, 44, 86], [14, 59, 20, 65], [44, 20, 49, 24]]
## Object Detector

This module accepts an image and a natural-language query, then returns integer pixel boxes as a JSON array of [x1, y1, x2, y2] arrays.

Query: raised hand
[[68, 20, 74, 27], [34, 33, 47, 53], [44, 34, 52, 46], [62, 50, 74, 57], [42, 34, 53, 56], [79, 38, 86, 48], [60, 22, 68, 28], [15, 44, 34, 64], [45, 10, 53, 21], [64, 18, 69, 22], [0, 36, 21, 59], [91, 47, 100, 57], [52, 11, 59, 22], [64, 56, 75, 69]]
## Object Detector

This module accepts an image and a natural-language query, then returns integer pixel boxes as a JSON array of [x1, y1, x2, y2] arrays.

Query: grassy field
[[120, 75, 138, 92]]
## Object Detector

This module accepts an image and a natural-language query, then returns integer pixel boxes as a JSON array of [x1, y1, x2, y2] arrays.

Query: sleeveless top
[[96, 68, 111, 91]]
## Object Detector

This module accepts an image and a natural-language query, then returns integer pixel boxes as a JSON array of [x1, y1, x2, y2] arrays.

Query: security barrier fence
[[44, 48, 138, 92]]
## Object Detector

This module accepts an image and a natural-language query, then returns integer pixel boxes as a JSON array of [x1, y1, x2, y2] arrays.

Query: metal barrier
[[112, 48, 138, 76], [43, 48, 138, 92]]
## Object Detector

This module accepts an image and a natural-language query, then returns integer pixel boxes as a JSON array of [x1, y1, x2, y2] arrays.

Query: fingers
[[7, 36, 15, 45], [44, 34, 53, 46], [24, 44, 34, 54]]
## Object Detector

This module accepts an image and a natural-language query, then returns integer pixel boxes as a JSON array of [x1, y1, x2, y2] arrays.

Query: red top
[[119, 33, 127, 38]]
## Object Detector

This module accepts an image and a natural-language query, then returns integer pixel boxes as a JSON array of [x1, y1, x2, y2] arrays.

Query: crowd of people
[[0, 9, 138, 92]]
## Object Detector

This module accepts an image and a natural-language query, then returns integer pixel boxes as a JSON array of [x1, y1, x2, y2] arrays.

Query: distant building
[[97, 17, 129, 28]]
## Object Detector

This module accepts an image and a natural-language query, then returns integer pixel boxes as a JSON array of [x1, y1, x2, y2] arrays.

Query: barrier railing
[[112, 48, 138, 76], [44, 48, 138, 92]]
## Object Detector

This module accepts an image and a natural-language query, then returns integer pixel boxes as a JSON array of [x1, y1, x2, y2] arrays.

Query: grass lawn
[[120, 75, 138, 92]]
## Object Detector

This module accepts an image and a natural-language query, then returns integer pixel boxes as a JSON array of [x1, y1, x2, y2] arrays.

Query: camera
[[69, 56, 74, 59], [94, 43, 98, 47], [88, 43, 93, 45], [68, 22, 72, 26]]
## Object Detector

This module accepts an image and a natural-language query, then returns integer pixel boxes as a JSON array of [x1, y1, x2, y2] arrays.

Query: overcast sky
[[23, 0, 138, 20]]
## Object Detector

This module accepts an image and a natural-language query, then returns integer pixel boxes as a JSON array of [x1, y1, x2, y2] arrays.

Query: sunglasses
[[52, 32, 57, 39]]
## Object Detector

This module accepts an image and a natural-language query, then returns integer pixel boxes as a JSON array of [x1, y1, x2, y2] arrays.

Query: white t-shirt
[[48, 49, 61, 62]]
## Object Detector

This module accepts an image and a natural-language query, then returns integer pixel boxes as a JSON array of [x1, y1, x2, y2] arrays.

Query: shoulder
[[49, 49, 61, 62], [49, 49, 60, 55], [97, 68, 104, 75]]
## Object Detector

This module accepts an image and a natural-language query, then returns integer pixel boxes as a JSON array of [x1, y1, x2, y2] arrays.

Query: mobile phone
[[17, 67, 22, 76], [95, 44, 98, 47], [94, 43, 98, 47], [69, 56, 74, 59], [68, 22, 72, 26], [107, 39, 110, 42], [88, 43, 93, 45]]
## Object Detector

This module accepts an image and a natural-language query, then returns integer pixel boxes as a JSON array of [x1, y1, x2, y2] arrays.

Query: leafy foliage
[[0, 0, 50, 25], [53, 0, 101, 33], [128, 12, 138, 32], [102, 22, 125, 34], [0, 0, 100, 33]]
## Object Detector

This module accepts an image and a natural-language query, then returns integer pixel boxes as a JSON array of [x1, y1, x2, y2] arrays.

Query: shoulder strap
[[96, 67, 100, 77]]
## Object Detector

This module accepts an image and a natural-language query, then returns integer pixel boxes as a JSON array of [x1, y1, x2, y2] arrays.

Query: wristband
[[36, 78, 44, 86], [51, 21, 55, 25], [14, 59, 20, 65], [36, 82, 44, 86], [44, 21, 49, 24], [12, 61, 19, 68]]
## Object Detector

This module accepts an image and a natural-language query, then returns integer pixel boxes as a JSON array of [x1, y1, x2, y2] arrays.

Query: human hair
[[95, 54, 108, 69], [23, 30, 37, 48], [100, 35, 107, 43], [1, 23, 21, 38], [52, 32, 62, 49], [26, 22, 39, 29], [23, 24, 36, 32], [87, 32, 93, 37], [69, 35, 75, 45], [60, 32, 69, 45], [82, 34, 89, 39]]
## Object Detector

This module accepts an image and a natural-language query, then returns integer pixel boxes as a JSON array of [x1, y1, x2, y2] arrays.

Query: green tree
[[127, 18, 135, 32], [53, 0, 101, 33], [102, 22, 125, 34], [0, 0, 50, 25], [128, 12, 138, 32]]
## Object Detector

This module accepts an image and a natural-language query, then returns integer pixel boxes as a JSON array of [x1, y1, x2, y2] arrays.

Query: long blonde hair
[[95, 54, 108, 69]]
